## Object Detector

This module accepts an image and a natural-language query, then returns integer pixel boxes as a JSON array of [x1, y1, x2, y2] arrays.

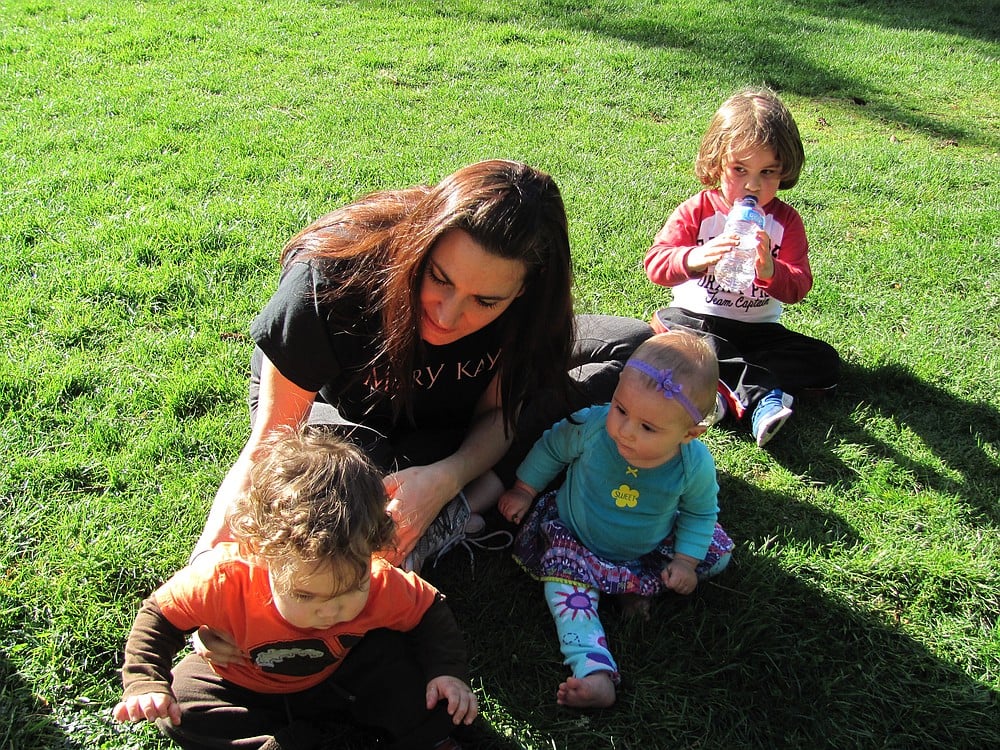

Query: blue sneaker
[[751, 389, 794, 448]]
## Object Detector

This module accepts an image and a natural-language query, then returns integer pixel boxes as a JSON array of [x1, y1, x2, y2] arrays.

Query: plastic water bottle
[[713, 196, 765, 292]]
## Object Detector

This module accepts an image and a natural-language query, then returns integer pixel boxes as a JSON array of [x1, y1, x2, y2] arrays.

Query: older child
[[498, 332, 733, 709], [113, 428, 477, 750], [644, 87, 840, 447]]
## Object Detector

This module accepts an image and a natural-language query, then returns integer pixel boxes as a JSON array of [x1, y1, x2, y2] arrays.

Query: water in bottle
[[713, 196, 765, 292]]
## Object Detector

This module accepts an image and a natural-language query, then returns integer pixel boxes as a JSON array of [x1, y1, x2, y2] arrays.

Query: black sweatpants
[[653, 307, 840, 420], [158, 629, 454, 750]]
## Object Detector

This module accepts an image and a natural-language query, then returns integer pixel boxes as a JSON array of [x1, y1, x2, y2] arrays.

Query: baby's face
[[270, 559, 370, 631], [605, 372, 699, 469]]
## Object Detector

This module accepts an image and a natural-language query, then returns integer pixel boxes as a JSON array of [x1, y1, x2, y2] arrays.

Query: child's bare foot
[[556, 672, 616, 708], [617, 593, 650, 620]]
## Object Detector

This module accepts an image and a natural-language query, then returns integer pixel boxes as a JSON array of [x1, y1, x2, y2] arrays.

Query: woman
[[193, 160, 651, 571]]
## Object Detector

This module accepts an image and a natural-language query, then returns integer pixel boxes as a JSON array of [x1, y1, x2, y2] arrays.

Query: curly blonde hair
[[227, 428, 395, 594], [695, 87, 805, 191]]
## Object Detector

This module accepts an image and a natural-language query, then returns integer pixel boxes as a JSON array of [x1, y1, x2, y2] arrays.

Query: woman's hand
[[383, 464, 459, 561], [190, 626, 244, 667]]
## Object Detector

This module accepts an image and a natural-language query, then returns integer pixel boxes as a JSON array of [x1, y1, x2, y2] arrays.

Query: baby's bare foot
[[617, 593, 650, 620], [556, 672, 616, 708]]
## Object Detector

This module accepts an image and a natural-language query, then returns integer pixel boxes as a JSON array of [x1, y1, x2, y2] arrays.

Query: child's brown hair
[[695, 87, 805, 190], [228, 427, 395, 594]]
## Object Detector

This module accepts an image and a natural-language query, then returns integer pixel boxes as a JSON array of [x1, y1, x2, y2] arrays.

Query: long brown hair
[[279, 160, 576, 430], [695, 87, 805, 190]]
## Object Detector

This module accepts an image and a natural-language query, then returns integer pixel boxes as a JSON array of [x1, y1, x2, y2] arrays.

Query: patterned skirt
[[512, 491, 734, 597]]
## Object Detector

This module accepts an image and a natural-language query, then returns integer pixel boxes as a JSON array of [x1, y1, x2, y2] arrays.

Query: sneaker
[[751, 389, 794, 448], [403, 495, 514, 575], [403, 493, 472, 573]]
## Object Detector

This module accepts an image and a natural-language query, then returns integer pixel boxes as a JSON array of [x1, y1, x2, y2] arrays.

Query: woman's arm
[[384, 372, 512, 559], [191, 355, 317, 557]]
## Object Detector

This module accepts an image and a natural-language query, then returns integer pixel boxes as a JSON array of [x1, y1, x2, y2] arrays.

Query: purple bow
[[623, 359, 705, 424]]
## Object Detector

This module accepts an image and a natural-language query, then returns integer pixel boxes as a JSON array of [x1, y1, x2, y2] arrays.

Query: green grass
[[1, 0, 998, 747]]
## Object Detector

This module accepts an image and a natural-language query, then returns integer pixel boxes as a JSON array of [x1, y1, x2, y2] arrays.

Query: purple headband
[[624, 359, 705, 423]]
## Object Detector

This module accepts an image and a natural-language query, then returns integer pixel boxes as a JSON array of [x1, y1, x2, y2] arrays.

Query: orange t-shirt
[[154, 544, 439, 693]]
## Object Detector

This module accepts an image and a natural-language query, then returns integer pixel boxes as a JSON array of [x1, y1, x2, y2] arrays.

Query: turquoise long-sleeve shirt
[[516, 405, 720, 562]]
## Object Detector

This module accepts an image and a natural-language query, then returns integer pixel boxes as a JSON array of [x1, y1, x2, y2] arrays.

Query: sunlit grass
[[1, 0, 997, 747]]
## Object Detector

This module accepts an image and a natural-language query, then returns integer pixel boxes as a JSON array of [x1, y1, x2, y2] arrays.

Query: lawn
[[1, 1, 997, 748]]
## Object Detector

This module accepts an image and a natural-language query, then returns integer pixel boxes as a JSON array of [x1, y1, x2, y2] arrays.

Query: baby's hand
[[192, 625, 244, 667], [498, 488, 532, 525], [498, 491, 530, 524], [661, 558, 698, 595], [426, 675, 479, 725], [112, 691, 181, 726]]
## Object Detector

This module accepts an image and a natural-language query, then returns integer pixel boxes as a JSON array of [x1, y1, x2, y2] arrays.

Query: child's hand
[[112, 691, 181, 726], [426, 675, 479, 725], [191, 625, 244, 667], [661, 557, 698, 595], [498, 490, 530, 525], [752, 229, 775, 280], [685, 234, 738, 274], [498, 481, 535, 525]]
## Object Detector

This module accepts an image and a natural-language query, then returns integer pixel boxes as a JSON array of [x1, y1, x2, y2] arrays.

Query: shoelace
[[430, 528, 514, 577]]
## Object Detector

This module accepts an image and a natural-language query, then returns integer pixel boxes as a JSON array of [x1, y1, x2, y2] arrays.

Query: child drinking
[[498, 331, 733, 709], [644, 87, 840, 447]]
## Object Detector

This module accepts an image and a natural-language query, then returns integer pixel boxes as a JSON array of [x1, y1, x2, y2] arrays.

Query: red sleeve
[[645, 195, 707, 287]]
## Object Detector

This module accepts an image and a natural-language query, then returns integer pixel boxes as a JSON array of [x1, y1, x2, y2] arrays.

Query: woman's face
[[419, 229, 527, 346]]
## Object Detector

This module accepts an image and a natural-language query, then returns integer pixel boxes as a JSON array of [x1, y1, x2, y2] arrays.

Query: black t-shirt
[[250, 260, 504, 438]]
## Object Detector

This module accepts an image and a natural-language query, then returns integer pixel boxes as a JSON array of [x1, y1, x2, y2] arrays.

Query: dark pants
[[248, 314, 654, 477], [653, 307, 840, 420], [159, 630, 454, 750]]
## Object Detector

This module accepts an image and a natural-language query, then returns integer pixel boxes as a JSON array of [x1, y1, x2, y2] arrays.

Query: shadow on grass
[[771, 360, 1000, 526], [450, 0, 999, 148], [379, 359, 1000, 748], [427, 507, 999, 748], [0, 653, 67, 748]]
